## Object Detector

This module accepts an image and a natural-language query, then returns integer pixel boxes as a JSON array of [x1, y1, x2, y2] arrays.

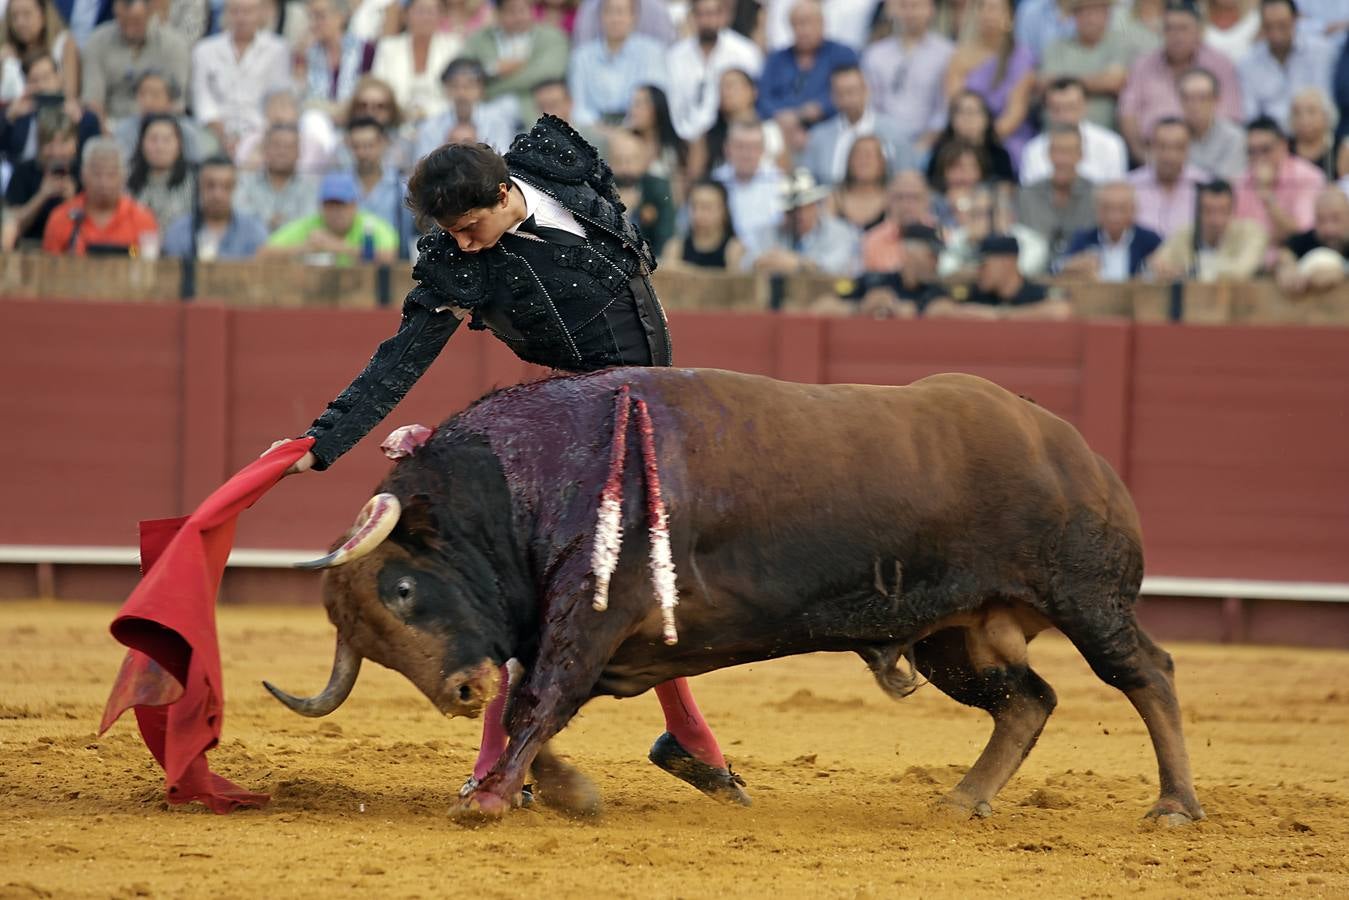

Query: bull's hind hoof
[[933, 796, 993, 821], [1144, 797, 1204, 826], [648, 732, 752, 806]]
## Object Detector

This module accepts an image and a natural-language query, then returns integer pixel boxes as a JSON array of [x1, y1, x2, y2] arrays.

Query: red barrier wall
[[3, 299, 1347, 584]]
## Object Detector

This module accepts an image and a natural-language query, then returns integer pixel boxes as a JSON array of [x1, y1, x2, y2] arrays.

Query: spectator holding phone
[[2, 114, 79, 249], [2, 54, 99, 164]]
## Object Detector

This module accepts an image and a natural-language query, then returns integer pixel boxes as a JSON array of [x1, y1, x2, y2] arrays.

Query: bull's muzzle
[[433, 660, 501, 718]]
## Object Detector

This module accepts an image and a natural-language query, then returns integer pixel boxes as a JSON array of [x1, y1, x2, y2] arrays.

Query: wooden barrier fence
[[3, 252, 1347, 323]]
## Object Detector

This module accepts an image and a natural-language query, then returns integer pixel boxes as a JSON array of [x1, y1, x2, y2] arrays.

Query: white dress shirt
[[666, 29, 764, 141], [1099, 228, 1134, 282], [1019, 121, 1128, 186], [509, 178, 586, 239], [191, 31, 291, 144]]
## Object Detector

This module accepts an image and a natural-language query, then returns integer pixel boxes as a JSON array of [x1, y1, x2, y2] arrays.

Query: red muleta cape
[[99, 438, 315, 813]]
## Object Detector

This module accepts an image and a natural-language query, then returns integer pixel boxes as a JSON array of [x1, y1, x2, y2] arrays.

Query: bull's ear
[[392, 493, 442, 550]]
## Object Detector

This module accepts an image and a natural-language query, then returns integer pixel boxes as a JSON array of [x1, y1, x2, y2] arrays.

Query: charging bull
[[265, 367, 1204, 825]]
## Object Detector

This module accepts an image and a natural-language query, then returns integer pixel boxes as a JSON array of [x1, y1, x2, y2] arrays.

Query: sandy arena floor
[[1, 600, 1347, 899]]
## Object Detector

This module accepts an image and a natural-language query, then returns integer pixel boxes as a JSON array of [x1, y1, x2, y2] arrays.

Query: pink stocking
[[472, 665, 511, 781], [654, 678, 726, 769]]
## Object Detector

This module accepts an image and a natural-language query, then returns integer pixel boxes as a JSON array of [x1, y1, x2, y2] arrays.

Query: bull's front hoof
[[532, 755, 602, 819], [449, 788, 518, 825], [648, 732, 752, 807]]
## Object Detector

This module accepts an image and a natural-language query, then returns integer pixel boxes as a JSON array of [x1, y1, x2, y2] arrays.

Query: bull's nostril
[[458, 684, 473, 702]]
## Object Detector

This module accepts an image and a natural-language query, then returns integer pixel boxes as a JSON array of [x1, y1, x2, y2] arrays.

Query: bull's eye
[[390, 576, 416, 613]]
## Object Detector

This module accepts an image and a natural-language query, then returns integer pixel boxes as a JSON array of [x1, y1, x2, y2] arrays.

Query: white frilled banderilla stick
[[589, 384, 680, 645]]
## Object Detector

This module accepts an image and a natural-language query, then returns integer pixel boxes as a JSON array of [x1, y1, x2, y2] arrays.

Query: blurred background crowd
[[3, 0, 1349, 317]]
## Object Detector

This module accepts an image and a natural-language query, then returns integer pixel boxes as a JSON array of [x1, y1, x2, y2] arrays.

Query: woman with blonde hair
[[944, 0, 1034, 164], [0, 0, 79, 103]]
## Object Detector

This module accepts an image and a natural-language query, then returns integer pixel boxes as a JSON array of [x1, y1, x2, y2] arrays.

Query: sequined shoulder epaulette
[[409, 229, 487, 309]]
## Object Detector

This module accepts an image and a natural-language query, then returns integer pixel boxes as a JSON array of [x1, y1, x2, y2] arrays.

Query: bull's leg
[[469, 665, 511, 782], [1059, 616, 1205, 824], [462, 664, 599, 817], [915, 612, 1057, 819], [530, 742, 602, 818], [450, 590, 634, 824]]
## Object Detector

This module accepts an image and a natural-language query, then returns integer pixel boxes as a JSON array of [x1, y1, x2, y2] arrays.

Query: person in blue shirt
[[162, 156, 268, 260], [756, 0, 859, 127]]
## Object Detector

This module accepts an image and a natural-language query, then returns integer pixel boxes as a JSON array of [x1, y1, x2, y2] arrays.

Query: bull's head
[[264, 489, 512, 720]]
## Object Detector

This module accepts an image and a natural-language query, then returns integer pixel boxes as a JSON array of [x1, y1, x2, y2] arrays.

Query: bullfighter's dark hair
[[405, 142, 508, 229]]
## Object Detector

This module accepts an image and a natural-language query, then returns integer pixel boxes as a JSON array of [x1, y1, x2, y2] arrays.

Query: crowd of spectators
[[3, 0, 1349, 315]]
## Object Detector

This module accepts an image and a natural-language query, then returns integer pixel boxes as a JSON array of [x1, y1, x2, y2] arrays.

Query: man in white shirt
[[711, 121, 785, 258], [1020, 77, 1127, 185], [801, 65, 914, 186], [191, 0, 291, 155], [666, 0, 764, 141]]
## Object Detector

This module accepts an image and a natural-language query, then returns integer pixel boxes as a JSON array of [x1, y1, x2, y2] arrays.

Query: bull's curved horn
[[295, 493, 402, 570], [263, 640, 362, 717]]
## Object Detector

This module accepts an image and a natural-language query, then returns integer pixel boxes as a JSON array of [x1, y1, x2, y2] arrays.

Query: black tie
[[518, 214, 585, 247]]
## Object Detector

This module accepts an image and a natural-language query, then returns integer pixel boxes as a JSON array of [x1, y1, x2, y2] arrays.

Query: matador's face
[[439, 184, 518, 253]]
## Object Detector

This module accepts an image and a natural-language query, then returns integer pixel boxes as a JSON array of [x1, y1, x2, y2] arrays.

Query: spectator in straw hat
[[744, 167, 859, 275]]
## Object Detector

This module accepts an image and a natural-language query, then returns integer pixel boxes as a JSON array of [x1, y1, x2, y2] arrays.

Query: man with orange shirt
[[42, 137, 158, 256]]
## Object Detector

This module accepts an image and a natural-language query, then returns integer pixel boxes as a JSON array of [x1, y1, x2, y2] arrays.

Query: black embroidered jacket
[[302, 115, 673, 470]]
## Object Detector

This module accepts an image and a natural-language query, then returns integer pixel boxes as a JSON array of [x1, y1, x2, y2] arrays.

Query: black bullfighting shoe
[[648, 732, 751, 806]]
